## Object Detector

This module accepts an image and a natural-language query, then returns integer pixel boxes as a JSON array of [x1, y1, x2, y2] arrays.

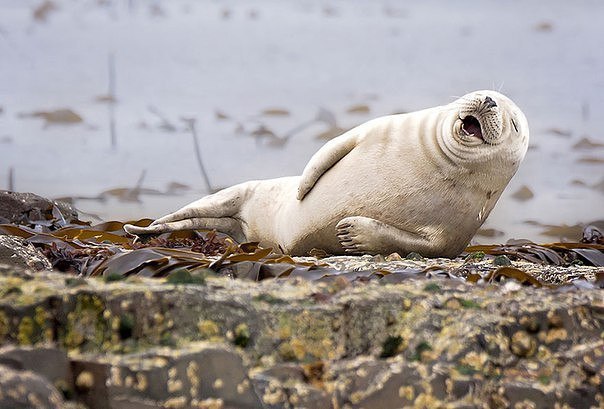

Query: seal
[[124, 90, 529, 257]]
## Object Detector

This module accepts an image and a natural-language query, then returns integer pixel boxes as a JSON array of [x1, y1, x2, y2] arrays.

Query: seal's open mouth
[[461, 116, 483, 140]]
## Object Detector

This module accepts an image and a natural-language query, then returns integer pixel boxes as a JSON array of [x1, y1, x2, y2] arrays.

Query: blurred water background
[[0, 0, 602, 244]]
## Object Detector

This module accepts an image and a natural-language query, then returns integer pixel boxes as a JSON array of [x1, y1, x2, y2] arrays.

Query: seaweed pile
[[1, 203, 602, 288]]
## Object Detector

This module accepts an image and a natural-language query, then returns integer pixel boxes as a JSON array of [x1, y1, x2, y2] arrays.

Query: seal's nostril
[[484, 96, 497, 108]]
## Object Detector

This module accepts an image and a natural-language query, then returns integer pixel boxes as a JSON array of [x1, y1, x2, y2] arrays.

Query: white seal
[[124, 90, 529, 257]]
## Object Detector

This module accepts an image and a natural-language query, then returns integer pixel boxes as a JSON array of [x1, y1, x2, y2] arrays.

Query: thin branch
[[131, 169, 146, 199], [148, 105, 177, 132], [269, 107, 338, 144], [182, 117, 213, 193], [8, 167, 14, 191]]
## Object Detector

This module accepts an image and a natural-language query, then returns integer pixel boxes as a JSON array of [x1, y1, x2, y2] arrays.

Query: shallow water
[[0, 0, 602, 244]]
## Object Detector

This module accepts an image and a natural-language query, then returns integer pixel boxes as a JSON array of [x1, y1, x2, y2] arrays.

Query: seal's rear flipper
[[123, 217, 245, 243], [123, 184, 249, 241]]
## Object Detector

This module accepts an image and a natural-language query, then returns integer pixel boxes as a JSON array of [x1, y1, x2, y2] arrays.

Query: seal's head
[[440, 90, 529, 172]]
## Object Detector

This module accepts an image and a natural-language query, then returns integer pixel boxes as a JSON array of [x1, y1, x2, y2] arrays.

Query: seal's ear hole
[[511, 118, 519, 133]]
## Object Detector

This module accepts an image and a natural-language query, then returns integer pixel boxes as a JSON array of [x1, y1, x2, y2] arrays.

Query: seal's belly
[[283, 147, 481, 254]]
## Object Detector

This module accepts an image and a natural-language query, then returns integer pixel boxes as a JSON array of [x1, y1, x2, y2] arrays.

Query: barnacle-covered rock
[[70, 342, 262, 409], [0, 345, 73, 398], [0, 261, 602, 408], [0, 363, 64, 408]]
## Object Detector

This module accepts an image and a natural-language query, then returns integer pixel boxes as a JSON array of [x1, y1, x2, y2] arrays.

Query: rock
[[0, 363, 64, 408], [0, 235, 52, 270], [70, 342, 262, 409], [0, 345, 73, 397], [0, 190, 78, 226], [70, 360, 111, 408], [0, 264, 603, 408], [252, 376, 331, 409], [251, 363, 332, 409], [510, 330, 536, 357]]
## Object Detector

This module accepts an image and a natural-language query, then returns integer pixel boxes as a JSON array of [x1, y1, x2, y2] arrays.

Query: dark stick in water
[[182, 117, 213, 193], [8, 167, 14, 191]]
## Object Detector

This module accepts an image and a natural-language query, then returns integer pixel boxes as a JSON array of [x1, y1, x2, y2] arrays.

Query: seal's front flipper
[[336, 216, 441, 256], [297, 130, 359, 200]]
